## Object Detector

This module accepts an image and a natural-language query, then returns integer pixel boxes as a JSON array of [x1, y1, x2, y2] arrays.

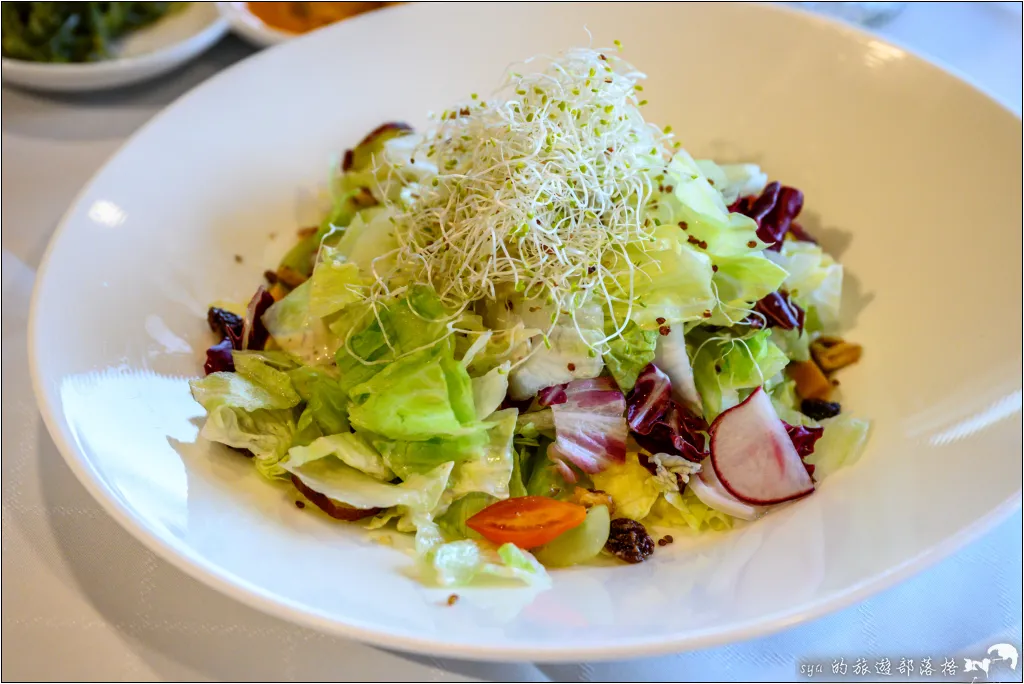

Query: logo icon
[[965, 644, 1020, 680], [964, 658, 991, 676], [987, 643, 1019, 671]]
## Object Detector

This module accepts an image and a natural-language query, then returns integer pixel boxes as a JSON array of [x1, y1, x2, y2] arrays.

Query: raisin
[[605, 518, 655, 564], [207, 307, 243, 339], [801, 398, 841, 420]]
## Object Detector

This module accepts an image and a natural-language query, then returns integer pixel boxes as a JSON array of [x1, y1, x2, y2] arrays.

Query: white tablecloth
[[2, 3, 1021, 681]]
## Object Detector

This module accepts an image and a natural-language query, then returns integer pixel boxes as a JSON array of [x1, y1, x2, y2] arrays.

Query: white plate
[[28, 2, 1022, 662], [1, 3, 228, 92]]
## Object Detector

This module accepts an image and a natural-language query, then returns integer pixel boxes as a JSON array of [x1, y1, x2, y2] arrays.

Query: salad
[[2, 2, 182, 63], [190, 46, 868, 587]]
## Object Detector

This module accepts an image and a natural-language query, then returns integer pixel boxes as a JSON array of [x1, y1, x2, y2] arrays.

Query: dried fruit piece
[[207, 307, 243, 341], [801, 398, 842, 420], [572, 487, 615, 514], [810, 337, 863, 372], [788, 359, 831, 400], [604, 518, 654, 564]]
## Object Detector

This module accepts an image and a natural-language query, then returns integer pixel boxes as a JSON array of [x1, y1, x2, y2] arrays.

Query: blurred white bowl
[[216, 1, 294, 48], [1, 3, 228, 92]]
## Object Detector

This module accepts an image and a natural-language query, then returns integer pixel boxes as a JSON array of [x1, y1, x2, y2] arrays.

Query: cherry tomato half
[[466, 496, 588, 549]]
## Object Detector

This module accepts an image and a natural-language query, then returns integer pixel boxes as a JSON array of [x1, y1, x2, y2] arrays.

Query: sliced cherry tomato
[[466, 496, 587, 549]]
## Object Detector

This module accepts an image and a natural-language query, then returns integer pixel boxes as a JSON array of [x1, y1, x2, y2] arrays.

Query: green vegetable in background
[[2, 2, 182, 63]]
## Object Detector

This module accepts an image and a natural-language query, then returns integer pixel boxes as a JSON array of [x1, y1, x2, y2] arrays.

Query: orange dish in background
[[246, 2, 390, 34]]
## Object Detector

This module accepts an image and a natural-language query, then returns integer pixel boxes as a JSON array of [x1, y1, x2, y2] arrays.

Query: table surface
[[2, 3, 1021, 681]]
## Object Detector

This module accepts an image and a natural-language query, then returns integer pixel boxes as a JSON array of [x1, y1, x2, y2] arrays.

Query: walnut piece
[[810, 336, 863, 372], [572, 487, 615, 515]]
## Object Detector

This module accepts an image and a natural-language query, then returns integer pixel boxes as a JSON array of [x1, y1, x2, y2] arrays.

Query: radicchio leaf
[[242, 287, 275, 351], [202, 288, 274, 375], [537, 384, 568, 407], [784, 422, 825, 476], [547, 377, 628, 481], [788, 222, 817, 244], [204, 337, 236, 375], [729, 182, 808, 249], [627, 364, 708, 463], [754, 290, 805, 333]]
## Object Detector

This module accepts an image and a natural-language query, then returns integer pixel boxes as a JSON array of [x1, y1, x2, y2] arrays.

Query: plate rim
[[26, 1, 1024, 661]]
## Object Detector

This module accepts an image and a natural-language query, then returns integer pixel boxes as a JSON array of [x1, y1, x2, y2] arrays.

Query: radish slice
[[689, 464, 764, 521], [710, 387, 815, 505]]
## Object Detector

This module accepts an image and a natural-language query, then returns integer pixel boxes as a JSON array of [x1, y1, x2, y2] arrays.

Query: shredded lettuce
[[280, 457, 452, 515], [416, 521, 550, 587], [526, 459, 575, 500], [376, 429, 489, 479], [644, 488, 733, 532], [766, 239, 844, 331], [348, 346, 475, 440], [768, 378, 814, 426], [656, 151, 764, 259], [470, 362, 510, 420], [691, 329, 790, 419], [805, 415, 871, 481], [509, 446, 530, 498], [285, 366, 350, 438], [263, 281, 340, 366], [190, 350, 302, 413], [505, 297, 604, 400], [331, 207, 400, 279], [199, 406, 296, 479], [334, 286, 452, 395], [603, 319, 657, 391], [712, 253, 788, 311], [703, 161, 768, 205], [286, 433, 394, 481], [307, 246, 366, 319], [771, 326, 812, 364], [437, 492, 495, 540], [618, 224, 715, 329], [449, 408, 518, 499]]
